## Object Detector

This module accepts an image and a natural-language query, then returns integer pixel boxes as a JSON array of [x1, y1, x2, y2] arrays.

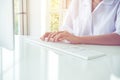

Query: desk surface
[[0, 36, 120, 80], [1, 36, 120, 80]]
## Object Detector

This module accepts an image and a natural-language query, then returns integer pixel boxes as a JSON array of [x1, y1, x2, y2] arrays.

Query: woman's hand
[[40, 31, 81, 44], [41, 31, 120, 45], [40, 31, 64, 41]]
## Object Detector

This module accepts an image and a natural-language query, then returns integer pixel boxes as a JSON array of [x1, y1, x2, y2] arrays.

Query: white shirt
[[59, 0, 120, 36]]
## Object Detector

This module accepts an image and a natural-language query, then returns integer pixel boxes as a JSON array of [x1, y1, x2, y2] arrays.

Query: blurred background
[[1, 0, 120, 80], [14, 0, 71, 35]]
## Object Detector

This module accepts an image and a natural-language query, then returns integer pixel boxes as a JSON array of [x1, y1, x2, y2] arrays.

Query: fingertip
[[44, 38, 48, 41], [40, 37, 44, 41]]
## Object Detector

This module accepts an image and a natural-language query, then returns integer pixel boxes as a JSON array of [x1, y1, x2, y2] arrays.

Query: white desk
[[1, 36, 120, 80]]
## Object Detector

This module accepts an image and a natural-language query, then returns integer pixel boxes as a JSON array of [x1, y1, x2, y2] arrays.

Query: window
[[49, 0, 60, 31], [14, 0, 19, 34], [48, 0, 71, 32], [14, 0, 28, 35], [14, 0, 71, 35]]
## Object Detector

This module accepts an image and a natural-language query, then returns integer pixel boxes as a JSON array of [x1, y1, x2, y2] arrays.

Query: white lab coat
[[59, 0, 120, 36]]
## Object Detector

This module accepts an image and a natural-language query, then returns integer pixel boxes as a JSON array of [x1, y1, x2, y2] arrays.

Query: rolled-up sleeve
[[115, 3, 120, 35]]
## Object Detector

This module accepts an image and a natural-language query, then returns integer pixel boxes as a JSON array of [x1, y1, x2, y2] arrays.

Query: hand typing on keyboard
[[44, 37, 70, 44], [40, 31, 81, 44]]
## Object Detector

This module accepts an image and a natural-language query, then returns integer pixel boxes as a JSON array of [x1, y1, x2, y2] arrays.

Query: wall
[[0, 48, 2, 80], [0, 0, 14, 50]]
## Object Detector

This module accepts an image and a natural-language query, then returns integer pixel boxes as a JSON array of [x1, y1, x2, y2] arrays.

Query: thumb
[[59, 37, 71, 43]]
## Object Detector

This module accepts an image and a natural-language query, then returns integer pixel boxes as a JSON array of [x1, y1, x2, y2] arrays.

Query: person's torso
[[72, 0, 120, 36]]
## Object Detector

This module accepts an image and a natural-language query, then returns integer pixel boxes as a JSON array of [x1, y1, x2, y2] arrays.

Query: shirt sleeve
[[59, 0, 79, 34], [114, 2, 120, 35]]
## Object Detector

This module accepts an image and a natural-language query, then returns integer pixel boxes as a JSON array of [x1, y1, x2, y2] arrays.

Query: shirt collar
[[102, 0, 115, 5]]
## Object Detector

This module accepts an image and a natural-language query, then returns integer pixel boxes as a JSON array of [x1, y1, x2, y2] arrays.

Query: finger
[[40, 37, 44, 40], [50, 31, 64, 38], [58, 36, 69, 41], [50, 32, 59, 38], [47, 31, 62, 41], [41, 32, 51, 40], [59, 36, 79, 44], [53, 31, 69, 42], [47, 32, 55, 41], [54, 33, 64, 42]]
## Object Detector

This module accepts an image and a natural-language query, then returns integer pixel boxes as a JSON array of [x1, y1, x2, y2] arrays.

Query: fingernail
[[45, 38, 48, 41]]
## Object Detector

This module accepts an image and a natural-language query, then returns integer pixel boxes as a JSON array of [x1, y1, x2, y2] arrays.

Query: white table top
[[1, 35, 120, 80]]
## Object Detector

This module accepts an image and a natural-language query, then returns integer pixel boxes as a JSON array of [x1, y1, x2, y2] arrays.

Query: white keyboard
[[61, 47, 105, 60], [25, 37, 106, 60]]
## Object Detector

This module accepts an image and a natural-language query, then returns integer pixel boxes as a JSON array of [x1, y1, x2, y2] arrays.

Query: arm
[[41, 31, 120, 45], [77, 33, 120, 45], [59, 1, 120, 45], [49, 31, 120, 45]]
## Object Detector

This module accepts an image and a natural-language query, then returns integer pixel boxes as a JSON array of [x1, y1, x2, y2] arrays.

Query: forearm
[[78, 33, 120, 45]]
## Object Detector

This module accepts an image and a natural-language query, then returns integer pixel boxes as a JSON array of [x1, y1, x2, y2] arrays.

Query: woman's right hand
[[40, 31, 81, 44], [40, 31, 63, 42]]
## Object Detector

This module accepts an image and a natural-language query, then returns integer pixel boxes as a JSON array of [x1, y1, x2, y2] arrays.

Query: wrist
[[73, 36, 83, 44]]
